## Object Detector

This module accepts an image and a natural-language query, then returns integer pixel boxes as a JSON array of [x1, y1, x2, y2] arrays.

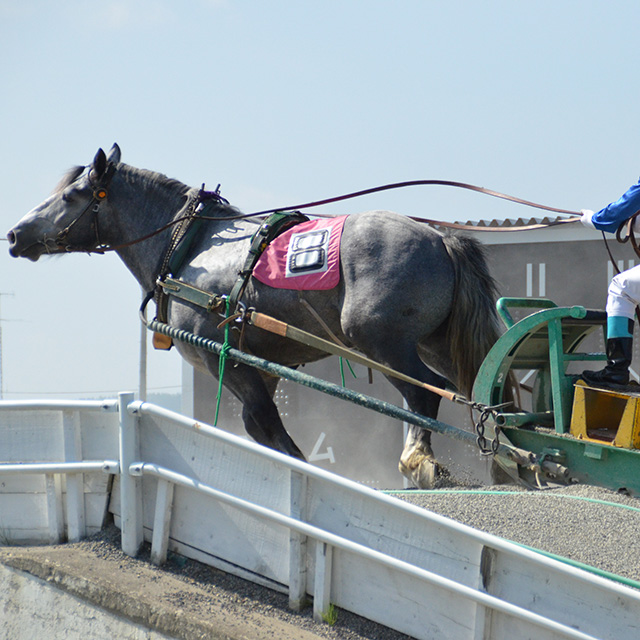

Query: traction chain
[[472, 403, 510, 456]]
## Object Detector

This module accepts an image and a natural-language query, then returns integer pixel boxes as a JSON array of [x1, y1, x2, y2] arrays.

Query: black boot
[[581, 337, 633, 387]]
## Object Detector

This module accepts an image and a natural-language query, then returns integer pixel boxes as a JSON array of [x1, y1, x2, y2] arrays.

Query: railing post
[[150, 478, 174, 566], [62, 409, 85, 542], [288, 470, 308, 610], [473, 546, 496, 640], [119, 391, 143, 556], [313, 541, 333, 623], [45, 473, 64, 543]]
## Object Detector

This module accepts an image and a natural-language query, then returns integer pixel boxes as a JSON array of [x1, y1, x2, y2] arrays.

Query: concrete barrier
[[0, 561, 173, 640], [0, 541, 332, 640]]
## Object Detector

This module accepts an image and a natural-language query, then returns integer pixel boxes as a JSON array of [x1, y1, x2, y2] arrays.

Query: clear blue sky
[[1, 0, 638, 399]]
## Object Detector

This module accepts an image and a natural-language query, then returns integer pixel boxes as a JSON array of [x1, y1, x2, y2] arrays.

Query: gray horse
[[7, 144, 500, 487]]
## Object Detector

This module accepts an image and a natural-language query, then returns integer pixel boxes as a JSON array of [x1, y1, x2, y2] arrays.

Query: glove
[[580, 209, 595, 229]]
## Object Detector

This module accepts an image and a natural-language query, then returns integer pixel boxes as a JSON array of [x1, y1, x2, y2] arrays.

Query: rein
[[596, 212, 640, 280], [614, 212, 640, 265], [69, 172, 583, 257], [247, 179, 583, 232]]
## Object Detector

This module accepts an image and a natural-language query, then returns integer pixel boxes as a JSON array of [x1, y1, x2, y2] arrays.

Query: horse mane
[[54, 162, 241, 221], [116, 164, 190, 196], [53, 166, 85, 194]]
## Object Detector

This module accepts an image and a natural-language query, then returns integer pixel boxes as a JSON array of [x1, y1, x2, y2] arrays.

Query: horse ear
[[107, 143, 121, 165], [92, 148, 108, 178]]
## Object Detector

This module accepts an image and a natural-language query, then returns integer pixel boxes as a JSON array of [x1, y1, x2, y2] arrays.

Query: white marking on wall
[[309, 432, 335, 464], [526, 263, 546, 297], [538, 263, 546, 297]]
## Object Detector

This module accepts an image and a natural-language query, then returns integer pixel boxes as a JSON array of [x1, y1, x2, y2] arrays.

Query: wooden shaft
[[248, 312, 461, 403]]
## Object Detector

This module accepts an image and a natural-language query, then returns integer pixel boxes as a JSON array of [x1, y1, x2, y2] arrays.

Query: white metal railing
[[118, 393, 640, 640], [0, 399, 120, 543], [130, 460, 600, 640], [2, 393, 640, 640], [0, 461, 118, 474], [0, 399, 118, 411]]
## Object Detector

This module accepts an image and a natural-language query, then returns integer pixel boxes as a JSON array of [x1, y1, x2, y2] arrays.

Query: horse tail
[[441, 232, 501, 399]]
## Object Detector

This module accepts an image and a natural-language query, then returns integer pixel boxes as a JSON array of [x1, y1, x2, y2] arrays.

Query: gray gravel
[[73, 523, 415, 640], [390, 483, 640, 585]]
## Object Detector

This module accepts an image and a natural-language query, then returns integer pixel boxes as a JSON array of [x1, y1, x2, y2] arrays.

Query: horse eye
[[61, 190, 76, 203]]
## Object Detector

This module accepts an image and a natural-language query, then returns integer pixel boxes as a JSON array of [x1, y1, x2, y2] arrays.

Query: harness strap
[[55, 162, 117, 252], [247, 312, 469, 404], [610, 211, 640, 328], [226, 211, 308, 312], [153, 191, 227, 349], [158, 277, 226, 313], [615, 211, 640, 261]]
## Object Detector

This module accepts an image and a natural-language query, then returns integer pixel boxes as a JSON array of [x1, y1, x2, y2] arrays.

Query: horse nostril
[[7, 231, 16, 245]]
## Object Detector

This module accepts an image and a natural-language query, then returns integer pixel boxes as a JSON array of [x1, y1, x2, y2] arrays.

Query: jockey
[[581, 177, 640, 386]]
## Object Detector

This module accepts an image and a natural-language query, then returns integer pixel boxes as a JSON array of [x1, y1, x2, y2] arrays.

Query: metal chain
[[473, 407, 502, 456]]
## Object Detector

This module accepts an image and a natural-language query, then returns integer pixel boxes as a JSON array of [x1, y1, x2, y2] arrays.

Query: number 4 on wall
[[309, 432, 335, 463]]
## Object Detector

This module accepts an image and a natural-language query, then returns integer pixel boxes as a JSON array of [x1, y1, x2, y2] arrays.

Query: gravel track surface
[[392, 483, 640, 586]]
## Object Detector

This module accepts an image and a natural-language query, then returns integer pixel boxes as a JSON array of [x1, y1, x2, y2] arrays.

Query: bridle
[[50, 163, 117, 254]]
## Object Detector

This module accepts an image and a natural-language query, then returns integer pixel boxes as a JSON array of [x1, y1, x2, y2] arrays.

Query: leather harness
[[152, 208, 308, 349]]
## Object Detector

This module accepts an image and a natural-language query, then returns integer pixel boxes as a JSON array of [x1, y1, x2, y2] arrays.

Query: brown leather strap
[[248, 179, 582, 229], [406, 214, 580, 232], [611, 212, 640, 326], [615, 211, 640, 259]]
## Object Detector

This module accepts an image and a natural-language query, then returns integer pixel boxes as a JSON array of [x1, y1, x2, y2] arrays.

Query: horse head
[[8, 144, 122, 261]]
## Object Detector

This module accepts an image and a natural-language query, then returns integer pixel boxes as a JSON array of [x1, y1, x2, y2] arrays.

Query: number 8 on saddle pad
[[253, 215, 348, 290], [287, 229, 329, 275]]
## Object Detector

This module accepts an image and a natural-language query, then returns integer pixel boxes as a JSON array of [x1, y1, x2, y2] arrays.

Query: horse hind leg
[[395, 374, 448, 489], [349, 338, 448, 488], [399, 428, 440, 488]]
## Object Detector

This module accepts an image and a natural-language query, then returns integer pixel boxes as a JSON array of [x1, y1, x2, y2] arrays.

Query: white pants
[[607, 265, 640, 319]]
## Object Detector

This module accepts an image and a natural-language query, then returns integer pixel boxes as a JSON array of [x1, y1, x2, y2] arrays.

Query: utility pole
[[139, 291, 148, 401], [0, 292, 15, 400]]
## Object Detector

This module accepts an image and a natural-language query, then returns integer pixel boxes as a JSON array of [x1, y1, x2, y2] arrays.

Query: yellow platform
[[571, 380, 640, 449]]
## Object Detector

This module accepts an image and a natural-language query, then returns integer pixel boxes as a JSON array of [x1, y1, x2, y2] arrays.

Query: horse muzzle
[[7, 222, 52, 261]]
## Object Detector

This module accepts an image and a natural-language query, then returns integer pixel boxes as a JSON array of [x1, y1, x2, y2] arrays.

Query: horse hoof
[[398, 456, 440, 489]]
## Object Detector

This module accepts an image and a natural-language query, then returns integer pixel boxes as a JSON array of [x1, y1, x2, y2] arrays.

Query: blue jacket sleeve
[[591, 177, 640, 233]]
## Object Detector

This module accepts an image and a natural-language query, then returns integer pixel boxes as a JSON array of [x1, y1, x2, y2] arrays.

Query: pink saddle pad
[[252, 215, 347, 290]]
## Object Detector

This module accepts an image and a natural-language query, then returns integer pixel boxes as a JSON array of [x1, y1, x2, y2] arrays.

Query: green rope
[[339, 357, 358, 386], [214, 299, 232, 426]]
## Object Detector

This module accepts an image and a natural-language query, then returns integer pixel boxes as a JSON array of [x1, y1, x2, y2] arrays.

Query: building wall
[[185, 225, 640, 488], [481, 234, 639, 367]]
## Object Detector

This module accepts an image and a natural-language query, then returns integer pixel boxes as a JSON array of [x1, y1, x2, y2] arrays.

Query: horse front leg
[[208, 359, 306, 460], [240, 370, 306, 460]]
